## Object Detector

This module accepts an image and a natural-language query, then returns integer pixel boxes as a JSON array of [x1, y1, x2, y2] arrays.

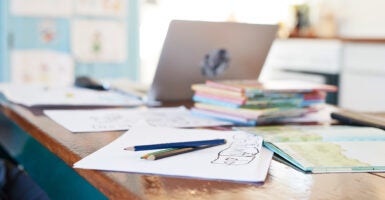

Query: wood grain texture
[[1, 101, 385, 200]]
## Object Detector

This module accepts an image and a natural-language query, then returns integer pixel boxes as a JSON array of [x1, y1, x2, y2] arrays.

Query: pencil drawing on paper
[[145, 116, 193, 127], [211, 134, 261, 165], [89, 113, 134, 130]]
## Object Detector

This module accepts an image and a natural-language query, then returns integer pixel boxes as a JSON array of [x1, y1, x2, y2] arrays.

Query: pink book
[[206, 79, 338, 94], [205, 80, 263, 93], [194, 92, 246, 104]]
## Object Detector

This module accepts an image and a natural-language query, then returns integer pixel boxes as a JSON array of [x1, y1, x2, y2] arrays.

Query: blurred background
[[0, 0, 384, 111]]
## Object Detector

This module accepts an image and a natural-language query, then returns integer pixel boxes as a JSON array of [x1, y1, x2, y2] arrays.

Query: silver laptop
[[147, 20, 278, 102]]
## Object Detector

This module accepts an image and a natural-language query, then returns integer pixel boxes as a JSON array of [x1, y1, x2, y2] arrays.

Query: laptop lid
[[148, 20, 278, 102]]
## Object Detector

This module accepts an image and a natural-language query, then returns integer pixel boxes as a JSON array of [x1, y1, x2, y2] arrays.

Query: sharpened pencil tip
[[146, 155, 156, 160], [124, 147, 135, 151]]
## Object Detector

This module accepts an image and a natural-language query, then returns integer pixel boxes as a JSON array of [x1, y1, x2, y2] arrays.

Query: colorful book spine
[[193, 95, 305, 109], [193, 96, 241, 108], [245, 97, 303, 107], [205, 80, 263, 96], [205, 80, 246, 93], [195, 102, 315, 120], [191, 84, 246, 98], [194, 102, 270, 119], [301, 99, 325, 107], [206, 79, 338, 93], [190, 108, 257, 126], [191, 79, 337, 127], [303, 91, 326, 100], [194, 92, 246, 105]]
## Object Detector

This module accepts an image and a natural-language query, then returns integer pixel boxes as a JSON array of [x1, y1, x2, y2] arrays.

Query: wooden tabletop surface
[[1, 100, 385, 200]]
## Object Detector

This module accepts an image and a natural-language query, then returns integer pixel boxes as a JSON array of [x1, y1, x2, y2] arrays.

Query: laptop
[[147, 20, 278, 102]]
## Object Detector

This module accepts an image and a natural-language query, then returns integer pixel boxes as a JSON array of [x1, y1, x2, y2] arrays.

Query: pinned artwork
[[11, 0, 73, 17], [11, 50, 74, 86], [71, 19, 127, 63], [9, 18, 70, 50], [38, 20, 57, 44], [74, 0, 127, 17]]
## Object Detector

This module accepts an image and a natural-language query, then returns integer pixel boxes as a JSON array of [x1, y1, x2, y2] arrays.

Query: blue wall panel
[[75, 62, 135, 80], [0, 0, 9, 81], [126, 0, 140, 81], [1, 0, 140, 82]]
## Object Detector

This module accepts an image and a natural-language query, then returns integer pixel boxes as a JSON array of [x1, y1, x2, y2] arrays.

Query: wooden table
[[1, 99, 385, 199]]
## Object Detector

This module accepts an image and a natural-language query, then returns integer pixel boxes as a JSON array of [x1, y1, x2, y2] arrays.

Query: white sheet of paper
[[71, 19, 127, 63], [44, 107, 232, 132], [0, 84, 143, 107], [74, 0, 127, 17], [11, 50, 74, 87], [74, 123, 273, 183], [11, 0, 73, 17]]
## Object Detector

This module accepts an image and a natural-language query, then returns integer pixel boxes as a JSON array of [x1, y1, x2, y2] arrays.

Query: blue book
[[190, 108, 257, 126], [193, 96, 240, 108], [301, 99, 325, 107]]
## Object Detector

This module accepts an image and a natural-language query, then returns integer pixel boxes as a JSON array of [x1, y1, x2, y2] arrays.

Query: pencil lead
[[124, 147, 135, 151]]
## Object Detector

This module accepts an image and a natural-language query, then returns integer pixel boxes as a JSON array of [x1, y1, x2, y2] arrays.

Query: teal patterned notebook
[[238, 125, 385, 173]]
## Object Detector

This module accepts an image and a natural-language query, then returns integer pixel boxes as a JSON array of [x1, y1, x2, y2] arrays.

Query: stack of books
[[190, 79, 337, 126]]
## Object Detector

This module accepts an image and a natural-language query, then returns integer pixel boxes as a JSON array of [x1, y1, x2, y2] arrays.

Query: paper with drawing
[[0, 83, 143, 107], [74, 122, 273, 183], [44, 107, 232, 132]]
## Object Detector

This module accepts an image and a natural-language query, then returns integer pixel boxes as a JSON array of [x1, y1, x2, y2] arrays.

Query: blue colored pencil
[[124, 139, 226, 151]]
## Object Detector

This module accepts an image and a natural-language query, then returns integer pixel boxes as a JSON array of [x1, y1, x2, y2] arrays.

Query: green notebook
[[238, 125, 385, 173]]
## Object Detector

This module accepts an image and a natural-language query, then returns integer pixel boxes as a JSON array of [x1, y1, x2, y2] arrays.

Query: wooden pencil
[[144, 144, 223, 160]]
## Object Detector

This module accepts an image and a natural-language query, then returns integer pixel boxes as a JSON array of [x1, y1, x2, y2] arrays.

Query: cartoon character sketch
[[91, 30, 102, 56], [201, 48, 230, 77], [39, 20, 56, 43], [211, 134, 261, 165]]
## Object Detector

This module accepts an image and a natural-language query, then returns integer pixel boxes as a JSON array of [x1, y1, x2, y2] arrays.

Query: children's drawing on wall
[[103, 0, 124, 13], [71, 19, 127, 63], [11, 0, 73, 17], [11, 50, 74, 86], [75, 0, 126, 17], [39, 63, 49, 83], [211, 134, 262, 165], [38, 20, 57, 44], [91, 30, 103, 57]]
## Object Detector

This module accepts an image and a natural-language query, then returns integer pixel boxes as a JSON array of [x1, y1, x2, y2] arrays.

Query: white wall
[[315, 0, 385, 38], [337, 0, 385, 38]]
